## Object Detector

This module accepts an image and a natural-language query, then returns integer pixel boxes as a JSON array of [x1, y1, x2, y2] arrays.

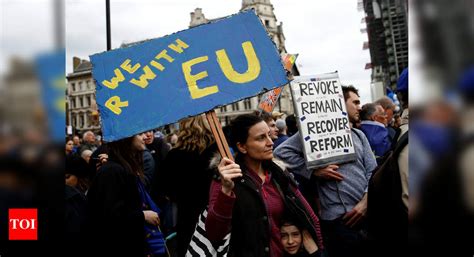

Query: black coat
[[162, 144, 217, 257], [85, 160, 147, 256], [65, 185, 87, 243], [149, 138, 171, 203]]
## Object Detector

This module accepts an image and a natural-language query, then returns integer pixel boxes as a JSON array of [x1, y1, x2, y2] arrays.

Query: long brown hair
[[175, 115, 215, 153], [107, 136, 144, 180]]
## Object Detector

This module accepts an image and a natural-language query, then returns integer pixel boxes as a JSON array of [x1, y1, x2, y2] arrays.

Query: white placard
[[67, 125, 73, 135], [290, 72, 356, 169]]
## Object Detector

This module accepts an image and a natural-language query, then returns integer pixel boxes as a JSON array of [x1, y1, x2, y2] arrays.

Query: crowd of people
[[64, 69, 409, 257]]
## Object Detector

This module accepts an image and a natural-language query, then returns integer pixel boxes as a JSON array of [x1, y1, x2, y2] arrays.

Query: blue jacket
[[360, 121, 391, 158]]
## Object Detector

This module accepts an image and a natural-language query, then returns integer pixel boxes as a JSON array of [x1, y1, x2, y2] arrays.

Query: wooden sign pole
[[205, 110, 234, 161]]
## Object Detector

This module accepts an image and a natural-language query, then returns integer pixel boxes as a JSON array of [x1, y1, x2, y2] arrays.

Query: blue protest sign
[[35, 50, 66, 143], [90, 10, 289, 142]]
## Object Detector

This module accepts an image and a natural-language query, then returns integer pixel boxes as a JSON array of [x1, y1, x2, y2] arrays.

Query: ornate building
[[66, 57, 100, 135], [190, 0, 297, 125]]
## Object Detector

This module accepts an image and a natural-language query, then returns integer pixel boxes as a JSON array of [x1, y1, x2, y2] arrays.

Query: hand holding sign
[[218, 157, 242, 196]]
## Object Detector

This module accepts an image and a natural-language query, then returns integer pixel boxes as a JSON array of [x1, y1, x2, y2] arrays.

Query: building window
[[71, 97, 75, 108], [220, 106, 227, 112], [86, 80, 91, 90], [79, 97, 83, 108], [79, 115, 84, 128], [232, 102, 239, 111], [72, 115, 77, 127], [86, 96, 91, 107], [71, 83, 76, 92], [78, 81, 83, 91], [87, 112, 92, 127], [265, 20, 270, 27], [244, 99, 251, 110]]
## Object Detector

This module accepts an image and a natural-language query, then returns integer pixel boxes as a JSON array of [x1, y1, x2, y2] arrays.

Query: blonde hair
[[175, 115, 215, 153]]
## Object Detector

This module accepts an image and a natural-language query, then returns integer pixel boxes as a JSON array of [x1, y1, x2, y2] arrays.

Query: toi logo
[[8, 208, 38, 240]]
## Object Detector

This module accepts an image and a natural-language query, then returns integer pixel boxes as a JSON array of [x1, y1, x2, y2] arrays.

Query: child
[[280, 216, 322, 257]]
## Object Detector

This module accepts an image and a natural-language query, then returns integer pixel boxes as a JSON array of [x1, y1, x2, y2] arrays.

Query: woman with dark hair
[[205, 114, 324, 257], [86, 133, 164, 256]]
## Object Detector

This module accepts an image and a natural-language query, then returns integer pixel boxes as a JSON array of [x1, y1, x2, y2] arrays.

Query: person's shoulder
[[65, 184, 84, 200], [97, 161, 128, 178], [351, 127, 364, 134], [352, 128, 370, 142], [268, 159, 298, 187], [275, 132, 301, 151]]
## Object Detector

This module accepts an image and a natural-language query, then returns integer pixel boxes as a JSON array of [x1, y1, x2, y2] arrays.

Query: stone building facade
[[66, 57, 100, 136]]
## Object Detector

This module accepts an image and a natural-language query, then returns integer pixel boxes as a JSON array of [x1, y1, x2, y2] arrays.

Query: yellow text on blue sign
[[102, 39, 261, 115]]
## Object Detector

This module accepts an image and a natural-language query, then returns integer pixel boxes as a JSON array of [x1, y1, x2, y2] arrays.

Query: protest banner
[[290, 72, 356, 169], [90, 10, 289, 142], [257, 53, 298, 113], [35, 50, 66, 142]]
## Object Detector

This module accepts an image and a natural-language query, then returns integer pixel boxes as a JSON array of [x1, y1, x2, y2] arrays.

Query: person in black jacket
[[162, 115, 217, 257], [85, 133, 161, 256]]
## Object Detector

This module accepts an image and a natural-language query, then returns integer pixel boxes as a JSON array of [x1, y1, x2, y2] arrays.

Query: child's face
[[280, 224, 302, 255]]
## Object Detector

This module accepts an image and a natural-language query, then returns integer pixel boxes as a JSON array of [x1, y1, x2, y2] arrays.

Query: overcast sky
[[1, 0, 372, 103], [1, 0, 56, 74], [65, 0, 372, 103]]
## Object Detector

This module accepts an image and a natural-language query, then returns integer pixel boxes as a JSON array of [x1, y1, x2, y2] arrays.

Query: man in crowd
[[274, 85, 377, 257], [360, 103, 391, 161], [260, 111, 279, 142], [374, 96, 398, 142], [273, 119, 289, 149], [79, 131, 98, 154]]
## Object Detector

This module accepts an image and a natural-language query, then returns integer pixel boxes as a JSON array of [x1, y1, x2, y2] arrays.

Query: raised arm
[[205, 157, 242, 241]]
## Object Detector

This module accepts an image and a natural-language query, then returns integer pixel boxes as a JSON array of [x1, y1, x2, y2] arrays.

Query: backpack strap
[[351, 128, 363, 142], [390, 127, 402, 146], [393, 132, 408, 157]]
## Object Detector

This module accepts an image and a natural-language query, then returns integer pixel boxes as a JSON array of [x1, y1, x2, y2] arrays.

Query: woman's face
[[65, 140, 74, 152], [280, 224, 302, 255], [132, 133, 146, 151], [237, 121, 273, 161]]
